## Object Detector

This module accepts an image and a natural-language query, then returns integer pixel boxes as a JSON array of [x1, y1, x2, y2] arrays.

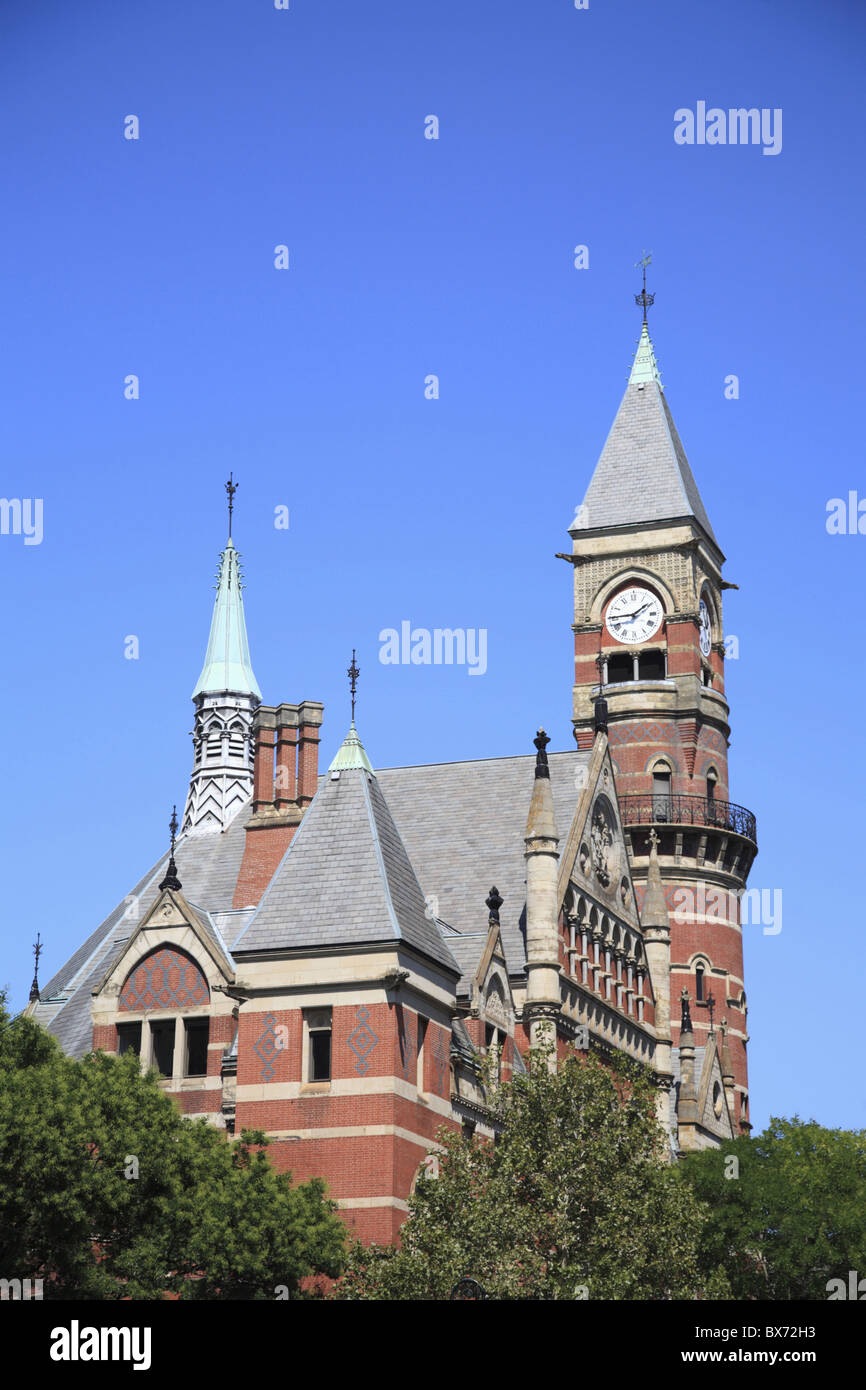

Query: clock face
[[605, 587, 663, 645], [699, 598, 712, 657]]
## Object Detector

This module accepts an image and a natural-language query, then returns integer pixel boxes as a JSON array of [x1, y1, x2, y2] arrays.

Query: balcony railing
[[619, 793, 757, 845]]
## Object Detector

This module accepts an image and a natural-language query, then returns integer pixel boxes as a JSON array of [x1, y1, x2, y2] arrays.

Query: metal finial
[[347, 649, 360, 723], [486, 886, 503, 923], [533, 727, 550, 779], [225, 473, 238, 539], [680, 987, 693, 1034], [634, 249, 654, 324], [29, 932, 42, 1003], [706, 990, 716, 1033], [159, 804, 182, 892]]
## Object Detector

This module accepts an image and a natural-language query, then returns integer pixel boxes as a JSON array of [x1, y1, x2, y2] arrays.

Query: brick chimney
[[233, 700, 324, 908]]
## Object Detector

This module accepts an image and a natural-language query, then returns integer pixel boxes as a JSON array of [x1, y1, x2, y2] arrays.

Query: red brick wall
[[233, 824, 296, 909]]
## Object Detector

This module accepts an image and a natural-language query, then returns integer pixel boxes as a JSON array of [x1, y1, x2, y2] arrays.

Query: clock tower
[[565, 286, 756, 1135]]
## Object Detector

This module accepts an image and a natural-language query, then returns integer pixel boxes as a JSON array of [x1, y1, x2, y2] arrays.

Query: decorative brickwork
[[347, 1007, 379, 1076], [119, 946, 209, 1011]]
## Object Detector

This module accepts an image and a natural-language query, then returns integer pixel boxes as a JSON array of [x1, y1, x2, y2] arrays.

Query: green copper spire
[[329, 722, 374, 774], [191, 538, 262, 699], [628, 321, 663, 387]]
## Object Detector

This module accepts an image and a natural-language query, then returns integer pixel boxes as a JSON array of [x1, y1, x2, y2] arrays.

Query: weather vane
[[347, 649, 360, 723], [29, 932, 43, 1003], [225, 473, 238, 539], [634, 250, 655, 323]]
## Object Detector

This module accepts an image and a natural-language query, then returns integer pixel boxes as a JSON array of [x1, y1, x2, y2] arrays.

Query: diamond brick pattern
[[119, 946, 209, 1011], [348, 1006, 379, 1075], [253, 1012, 280, 1082]]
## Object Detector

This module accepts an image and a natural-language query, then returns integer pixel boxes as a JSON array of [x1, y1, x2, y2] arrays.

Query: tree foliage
[[680, 1116, 866, 1301], [338, 1045, 728, 1300], [0, 994, 345, 1298]]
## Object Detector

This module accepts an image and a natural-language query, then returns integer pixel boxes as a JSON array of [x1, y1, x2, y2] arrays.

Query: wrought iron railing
[[619, 794, 757, 845]]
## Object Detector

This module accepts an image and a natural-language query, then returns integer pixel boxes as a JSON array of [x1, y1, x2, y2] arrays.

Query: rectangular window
[[652, 770, 672, 821], [305, 1008, 332, 1083], [150, 1021, 174, 1078], [185, 1018, 210, 1077], [417, 1016, 428, 1093], [116, 1022, 141, 1057]]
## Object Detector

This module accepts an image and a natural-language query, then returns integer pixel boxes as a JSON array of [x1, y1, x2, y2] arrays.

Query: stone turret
[[641, 827, 673, 1137], [677, 988, 699, 1151], [524, 729, 561, 1066]]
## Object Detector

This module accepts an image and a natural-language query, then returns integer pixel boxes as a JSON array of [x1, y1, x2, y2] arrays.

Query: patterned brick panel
[[119, 947, 210, 1011]]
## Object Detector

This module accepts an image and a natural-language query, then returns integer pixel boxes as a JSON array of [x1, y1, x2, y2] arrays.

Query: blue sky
[[1, 0, 864, 1134]]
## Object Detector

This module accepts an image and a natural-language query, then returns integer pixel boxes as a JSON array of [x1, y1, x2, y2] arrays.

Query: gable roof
[[36, 807, 252, 1057], [577, 327, 717, 545], [234, 750, 459, 975]]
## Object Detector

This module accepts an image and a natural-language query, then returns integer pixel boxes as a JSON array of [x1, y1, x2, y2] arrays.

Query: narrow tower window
[[417, 1015, 428, 1093], [305, 1007, 332, 1083], [652, 766, 672, 821], [695, 963, 705, 1002]]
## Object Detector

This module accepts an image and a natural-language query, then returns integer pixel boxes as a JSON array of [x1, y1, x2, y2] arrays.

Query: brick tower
[[564, 293, 757, 1135]]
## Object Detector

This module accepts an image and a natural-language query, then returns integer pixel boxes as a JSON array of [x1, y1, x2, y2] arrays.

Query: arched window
[[706, 768, 718, 821], [695, 962, 705, 1002]]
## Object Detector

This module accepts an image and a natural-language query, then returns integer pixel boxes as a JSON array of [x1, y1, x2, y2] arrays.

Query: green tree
[[680, 1117, 866, 1300], [337, 1044, 729, 1300], [0, 994, 345, 1298]]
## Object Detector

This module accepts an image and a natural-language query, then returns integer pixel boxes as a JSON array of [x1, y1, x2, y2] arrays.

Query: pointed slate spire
[[192, 537, 262, 700], [574, 321, 717, 545]]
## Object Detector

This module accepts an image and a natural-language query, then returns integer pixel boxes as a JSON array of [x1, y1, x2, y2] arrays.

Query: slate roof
[[41, 745, 591, 1057], [37, 806, 252, 1057], [377, 749, 591, 980], [235, 764, 460, 975], [578, 373, 717, 545]]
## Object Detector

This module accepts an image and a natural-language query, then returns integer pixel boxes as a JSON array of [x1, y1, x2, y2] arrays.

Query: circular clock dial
[[605, 587, 663, 645], [699, 598, 712, 657]]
